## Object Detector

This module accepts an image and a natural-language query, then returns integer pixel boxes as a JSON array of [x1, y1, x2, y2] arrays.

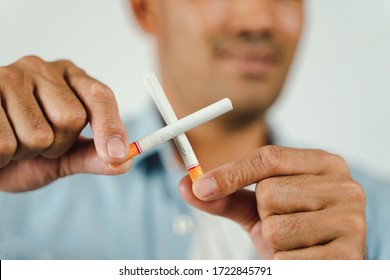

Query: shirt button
[[172, 215, 195, 236]]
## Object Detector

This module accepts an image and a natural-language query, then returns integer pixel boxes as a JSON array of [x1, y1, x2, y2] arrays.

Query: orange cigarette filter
[[109, 142, 140, 169], [187, 164, 203, 182], [128, 142, 141, 159], [114, 142, 203, 182], [128, 141, 203, 182]]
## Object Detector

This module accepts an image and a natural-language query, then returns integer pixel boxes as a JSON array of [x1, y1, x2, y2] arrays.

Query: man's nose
[[226, 0, 275, 36]]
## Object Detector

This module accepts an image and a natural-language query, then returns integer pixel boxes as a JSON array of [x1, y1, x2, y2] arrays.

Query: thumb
[[60, 137, 133, 176], [178, 176, 259, 232]]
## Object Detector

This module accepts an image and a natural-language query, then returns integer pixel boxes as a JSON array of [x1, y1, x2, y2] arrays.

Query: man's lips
[[218, 49, 278, 76]]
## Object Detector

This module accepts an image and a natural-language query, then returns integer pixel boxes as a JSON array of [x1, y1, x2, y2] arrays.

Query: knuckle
[[95, 120, 123, 139], [224, 168, 239, 186], [329, 153, 349, 173], [312, 148, 330, 162], [0, 66, 15, 79], [28, 131, 54, 150], [263, 215, 302, 251], [278, 215, 301, 244], [53, 59, 86, 76], [62, 110, 87, 131], [86, 81, 114, 101], [0, 66, 24, 85], [0, 138, 17, 167], [50, 108, 87, 132], [331, 153, 347, 165], [282, 215, 301, 237], [39, 68, 61, 83], [313, 149, 350, 175], [256, 179, 274, 214], [17, 56, 62, 84], [104, 121, 123, 133], [253, 145, 282, 173], [23, 122, 54, 150], [18, 55, 44, 66], [220, 164, 241, 192], [46, 87, 88, 131], [55, 59, 83, 72], [342, 180, 366, 205], [36, 67, 61, 84], [261, 216, 280, 249], [352, 182, 366, 204], [0, 137, 17, 155], [56, 59, 75, 68]]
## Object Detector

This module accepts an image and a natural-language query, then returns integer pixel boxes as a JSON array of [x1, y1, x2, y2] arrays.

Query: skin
[[0, 0, 366, 259], [179, 146, 366, 259], [0, 57, 132, 191]]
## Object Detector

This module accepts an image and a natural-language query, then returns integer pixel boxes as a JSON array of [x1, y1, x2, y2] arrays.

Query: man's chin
[[219, 105, 266, 131]]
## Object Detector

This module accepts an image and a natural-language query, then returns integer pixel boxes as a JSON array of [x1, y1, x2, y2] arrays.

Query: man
[[0, 0, 388, 259]]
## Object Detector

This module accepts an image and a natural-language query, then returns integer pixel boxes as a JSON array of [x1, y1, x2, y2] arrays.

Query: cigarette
[[127, 98, 233, 170], [143, 73, 228, 181]]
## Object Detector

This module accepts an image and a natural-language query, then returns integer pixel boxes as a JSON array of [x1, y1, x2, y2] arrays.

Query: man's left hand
[[178, 146, 366, 259]]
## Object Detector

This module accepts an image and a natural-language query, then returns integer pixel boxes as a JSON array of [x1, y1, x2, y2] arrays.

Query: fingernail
[[193, 177, 217, 199], [107, 136, 126, 159]]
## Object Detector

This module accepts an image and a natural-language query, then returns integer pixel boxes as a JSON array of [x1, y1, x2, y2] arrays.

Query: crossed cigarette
[[115, 73, 233, 182]]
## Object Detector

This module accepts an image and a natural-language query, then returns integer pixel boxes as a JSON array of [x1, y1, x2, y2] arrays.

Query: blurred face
[[135, 0, 303, 123]]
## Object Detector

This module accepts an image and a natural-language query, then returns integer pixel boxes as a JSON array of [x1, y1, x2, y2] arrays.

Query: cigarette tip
[[108, 142, 140, 169], [128, 142, 141, 159], [188, 165, 203, 182]]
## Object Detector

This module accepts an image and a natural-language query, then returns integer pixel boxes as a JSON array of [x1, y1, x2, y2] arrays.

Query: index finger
[[60, 61, 129, 165], [192, 145, 350, 201]]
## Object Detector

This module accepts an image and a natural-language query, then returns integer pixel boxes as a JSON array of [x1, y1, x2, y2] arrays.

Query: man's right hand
[[0, 56, 132, 192]]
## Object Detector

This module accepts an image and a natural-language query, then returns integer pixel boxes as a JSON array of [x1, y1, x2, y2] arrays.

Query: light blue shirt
[[0, 104, 389, 259]]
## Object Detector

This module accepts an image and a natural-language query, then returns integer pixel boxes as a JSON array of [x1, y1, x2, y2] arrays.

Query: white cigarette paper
[[143, 73, 200, 170], [142, 73, 234, 181], [135, 98, 232, 153]]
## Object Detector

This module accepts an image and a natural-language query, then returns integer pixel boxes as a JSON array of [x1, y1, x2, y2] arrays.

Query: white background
[[0, 0, 389, 179]]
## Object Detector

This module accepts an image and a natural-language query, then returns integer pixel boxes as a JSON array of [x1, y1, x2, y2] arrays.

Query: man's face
[[140, 0, 303, 122]]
